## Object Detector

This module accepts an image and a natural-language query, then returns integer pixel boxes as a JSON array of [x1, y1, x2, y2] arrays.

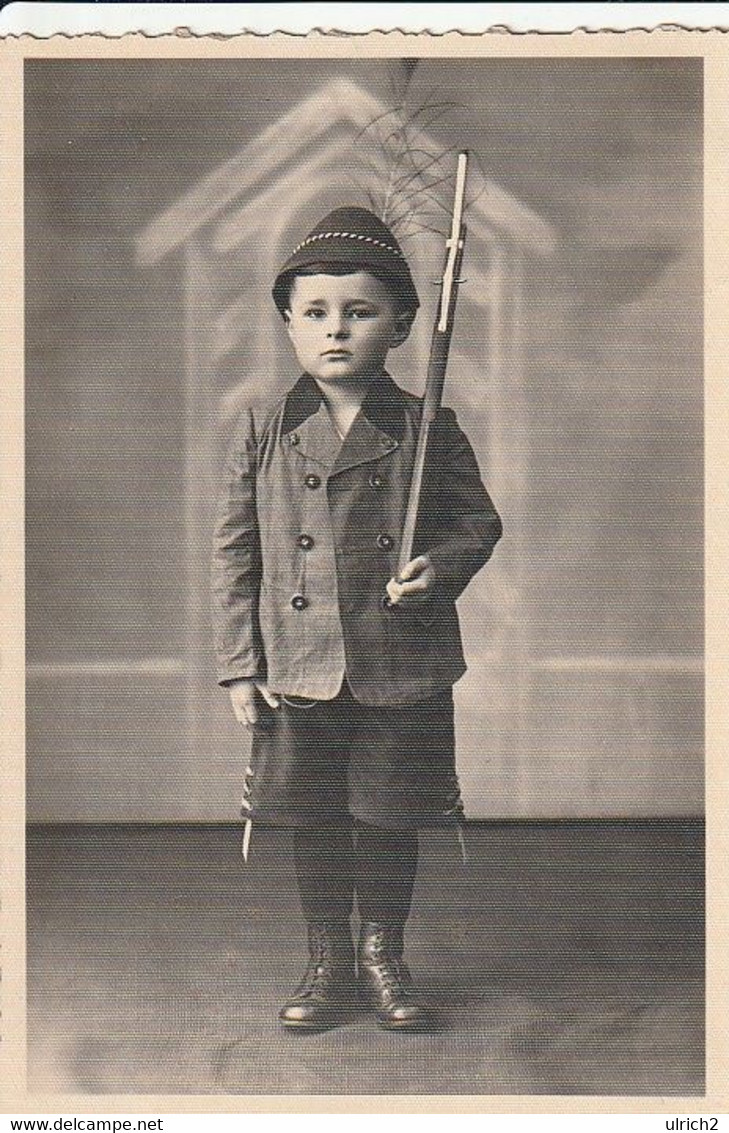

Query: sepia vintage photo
[[5, 37, 714, 1106]]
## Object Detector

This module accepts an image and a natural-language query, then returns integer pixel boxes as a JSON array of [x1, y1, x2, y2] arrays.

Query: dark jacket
[[211, 370, 502, 706]]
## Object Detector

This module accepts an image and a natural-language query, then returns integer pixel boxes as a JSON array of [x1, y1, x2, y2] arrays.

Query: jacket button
[[369, 472, 384, 489], [297, 533, 314, 550], [377, 533, 394, 551], [289, 432, 300, 446], [291, 594, 308, 611], [305, 474, 321, 489]]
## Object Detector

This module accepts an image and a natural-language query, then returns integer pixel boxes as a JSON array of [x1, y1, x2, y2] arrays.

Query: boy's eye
[[347, 308, 376, 320], [303, 307, 326, 319]]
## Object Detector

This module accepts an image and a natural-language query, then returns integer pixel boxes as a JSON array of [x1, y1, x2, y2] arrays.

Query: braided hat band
[[292, 231, 405, 260], [272, 206, 419, 315]]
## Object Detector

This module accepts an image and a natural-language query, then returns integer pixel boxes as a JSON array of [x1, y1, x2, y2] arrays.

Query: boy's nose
[[328, 317, 349, 339]]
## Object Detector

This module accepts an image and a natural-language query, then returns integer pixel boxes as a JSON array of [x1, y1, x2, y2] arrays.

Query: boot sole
[[279, 1004, 360, 1033], [279, 1017, 343, 1033], [374, 1016, 436, 1033]]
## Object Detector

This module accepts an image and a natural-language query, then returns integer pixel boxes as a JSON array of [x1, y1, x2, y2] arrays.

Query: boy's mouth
[[322, 349, 352, 358]]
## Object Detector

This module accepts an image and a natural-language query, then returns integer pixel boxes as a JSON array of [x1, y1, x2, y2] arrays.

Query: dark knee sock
[[293, 828, 355, 924], [355, 822, 419, 926]]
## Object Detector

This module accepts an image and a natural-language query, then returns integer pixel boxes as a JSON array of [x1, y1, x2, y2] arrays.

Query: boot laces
[[378, 957, 409, 994], [308, 923, 342, 963], [300, 959, 334, 996], [368, 928, 411, 996], [298, 924, 348, 998]]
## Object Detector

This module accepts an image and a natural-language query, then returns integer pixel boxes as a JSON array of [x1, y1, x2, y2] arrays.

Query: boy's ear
[[390, 313, 413, 348]]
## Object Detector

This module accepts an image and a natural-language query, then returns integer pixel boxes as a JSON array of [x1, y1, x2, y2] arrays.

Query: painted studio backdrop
[[25, 58, 703, 823]]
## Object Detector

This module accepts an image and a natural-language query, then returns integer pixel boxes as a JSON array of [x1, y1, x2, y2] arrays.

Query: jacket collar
[[282, 370, 407, 444], [282, 370, 407, 476]]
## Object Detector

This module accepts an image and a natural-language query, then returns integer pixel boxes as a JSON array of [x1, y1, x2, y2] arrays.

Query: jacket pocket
[[390, 593, 445, 628]]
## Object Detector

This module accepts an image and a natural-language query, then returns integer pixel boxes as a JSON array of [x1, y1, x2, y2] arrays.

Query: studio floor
[[26, 820, 704, 1096]]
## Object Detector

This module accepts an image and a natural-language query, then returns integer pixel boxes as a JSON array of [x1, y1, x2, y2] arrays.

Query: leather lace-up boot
[[357, 922, 434, 1032], [278, 921, 357, 1031]]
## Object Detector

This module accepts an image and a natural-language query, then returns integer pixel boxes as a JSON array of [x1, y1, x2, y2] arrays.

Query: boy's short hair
[[274, 262, 418, 326], [272, 206, 420, 322]]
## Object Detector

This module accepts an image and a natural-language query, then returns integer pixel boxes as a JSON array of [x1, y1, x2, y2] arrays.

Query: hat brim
[[272, 245, 420, 315]]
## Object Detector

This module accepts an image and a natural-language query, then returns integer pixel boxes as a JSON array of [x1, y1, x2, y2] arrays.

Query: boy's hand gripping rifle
[[395, 150, 469, 583]]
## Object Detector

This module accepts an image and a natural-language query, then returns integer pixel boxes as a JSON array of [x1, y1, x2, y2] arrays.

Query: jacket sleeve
[[422, 407, 503, 600], [210, 407, 265, 686]]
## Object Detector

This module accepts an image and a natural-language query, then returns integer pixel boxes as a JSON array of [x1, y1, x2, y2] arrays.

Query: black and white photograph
[[7, 36, 713, 1105]]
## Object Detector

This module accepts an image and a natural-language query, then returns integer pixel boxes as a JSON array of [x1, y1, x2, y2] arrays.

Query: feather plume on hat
[[272, 62, 484, 317]]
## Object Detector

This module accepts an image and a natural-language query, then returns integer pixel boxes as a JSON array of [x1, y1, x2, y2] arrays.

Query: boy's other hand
[[386, 555, 436, 607], [228, 678, 281, 728]]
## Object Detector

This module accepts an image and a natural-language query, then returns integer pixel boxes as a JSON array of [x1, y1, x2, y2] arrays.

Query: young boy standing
[[211, 206, 502, 1033]]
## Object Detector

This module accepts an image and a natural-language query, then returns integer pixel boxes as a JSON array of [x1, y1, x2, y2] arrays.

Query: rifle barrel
[[395, 151, 469, 579]]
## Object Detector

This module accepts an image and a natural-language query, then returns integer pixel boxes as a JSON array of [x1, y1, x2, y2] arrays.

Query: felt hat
[[272, 206, 419, 315]]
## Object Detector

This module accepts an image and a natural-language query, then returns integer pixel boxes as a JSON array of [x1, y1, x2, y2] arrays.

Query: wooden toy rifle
[[396, 150, 470, 580]]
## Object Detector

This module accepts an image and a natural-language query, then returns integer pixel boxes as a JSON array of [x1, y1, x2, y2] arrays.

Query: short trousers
[[242, 677, 464, 830]]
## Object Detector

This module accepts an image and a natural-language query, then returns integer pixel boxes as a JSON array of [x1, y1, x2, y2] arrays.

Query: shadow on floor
[[26, 820, 704, 1095]]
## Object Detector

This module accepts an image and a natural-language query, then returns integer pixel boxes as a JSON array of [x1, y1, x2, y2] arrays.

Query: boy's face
[[284, 272, 411, 386]]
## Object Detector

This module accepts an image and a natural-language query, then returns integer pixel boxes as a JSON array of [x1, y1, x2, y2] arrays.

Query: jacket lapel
[[282, 370, 406, 476], [295, 401, 344, 471], [331, 372, 406, 476], [329, 410, 399, 476]]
